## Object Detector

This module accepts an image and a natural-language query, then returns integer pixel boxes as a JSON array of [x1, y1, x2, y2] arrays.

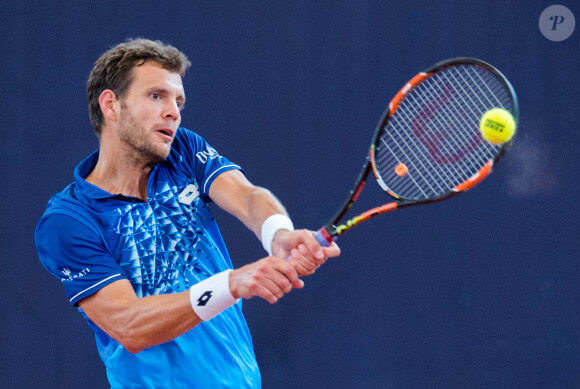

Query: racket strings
[[439, 67, 508, 163], [383, 114, 449, 196], [384, 81, 483, 197], [405, 84, 480, 188], [374, 64, 514, 200], [387, 77, 475, 195], [417, 71, 494, 176], [382, 89, 467, 198], [380, 131, 435, 197]]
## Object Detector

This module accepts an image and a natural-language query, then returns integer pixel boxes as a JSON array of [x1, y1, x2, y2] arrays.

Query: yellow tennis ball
[[479, 108, 516, 144]]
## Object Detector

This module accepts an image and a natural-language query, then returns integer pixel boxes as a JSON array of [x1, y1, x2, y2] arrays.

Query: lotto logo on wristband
[[189, 270, 238, 321], [197, 291, 213, 306]]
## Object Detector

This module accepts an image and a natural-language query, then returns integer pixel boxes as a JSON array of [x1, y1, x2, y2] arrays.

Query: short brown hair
[[87, 38, 191, 134]]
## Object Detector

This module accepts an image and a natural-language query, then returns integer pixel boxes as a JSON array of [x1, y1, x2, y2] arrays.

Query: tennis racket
[[314, 57, 519, 246]]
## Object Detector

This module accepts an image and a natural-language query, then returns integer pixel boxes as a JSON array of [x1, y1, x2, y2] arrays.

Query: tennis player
[[35, 38, 339, 388]]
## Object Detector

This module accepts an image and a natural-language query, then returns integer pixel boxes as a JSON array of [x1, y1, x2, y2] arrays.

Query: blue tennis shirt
[[35, 127, 261, 388]]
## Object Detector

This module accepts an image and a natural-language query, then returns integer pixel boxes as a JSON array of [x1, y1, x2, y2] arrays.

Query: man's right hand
[[229, 257, 304, 304]]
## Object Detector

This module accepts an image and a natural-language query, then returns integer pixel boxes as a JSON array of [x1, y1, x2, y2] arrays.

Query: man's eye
[[151, 93, 160, 100]]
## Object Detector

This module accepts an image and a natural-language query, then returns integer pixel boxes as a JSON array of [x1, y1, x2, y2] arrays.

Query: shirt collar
[[74, 149, 118, 200]]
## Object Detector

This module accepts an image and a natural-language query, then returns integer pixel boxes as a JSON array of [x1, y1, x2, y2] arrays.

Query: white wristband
[[261, 214, 294, 256], [189, 270, 239, 321]]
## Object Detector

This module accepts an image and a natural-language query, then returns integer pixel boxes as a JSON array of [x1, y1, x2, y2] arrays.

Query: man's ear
[[99, 89, 120, 124]]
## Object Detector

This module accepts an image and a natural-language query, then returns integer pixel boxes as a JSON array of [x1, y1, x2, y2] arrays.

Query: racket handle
[[314, 228, 333, 248]]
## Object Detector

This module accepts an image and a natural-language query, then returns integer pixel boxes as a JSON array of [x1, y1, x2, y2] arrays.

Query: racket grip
[[314, 228, 333, 248]]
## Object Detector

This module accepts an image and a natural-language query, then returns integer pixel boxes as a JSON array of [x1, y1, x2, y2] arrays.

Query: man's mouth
[[156, 128, 174, 141]]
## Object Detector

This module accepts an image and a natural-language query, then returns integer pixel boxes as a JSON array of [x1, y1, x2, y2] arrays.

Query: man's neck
[[86, 137, 154, 201]]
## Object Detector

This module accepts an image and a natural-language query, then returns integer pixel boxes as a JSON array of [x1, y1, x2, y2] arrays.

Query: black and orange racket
[[314, 57, 519, 246]]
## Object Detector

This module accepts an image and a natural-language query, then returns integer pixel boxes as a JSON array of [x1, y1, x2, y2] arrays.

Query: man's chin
[[152, 151, 170, 164], [158, 144, 172, 160], [139, 146, 171, 166]]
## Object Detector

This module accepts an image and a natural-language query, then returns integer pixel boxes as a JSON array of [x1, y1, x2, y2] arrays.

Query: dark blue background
[[1, 1, 578, 388]]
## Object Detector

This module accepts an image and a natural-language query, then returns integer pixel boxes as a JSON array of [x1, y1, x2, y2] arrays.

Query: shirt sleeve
[[35, 212, 127, 305], [170, 128, 244, 198]]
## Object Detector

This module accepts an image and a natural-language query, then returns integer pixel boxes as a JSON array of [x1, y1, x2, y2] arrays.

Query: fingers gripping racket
[[314, 57, 519, 247]]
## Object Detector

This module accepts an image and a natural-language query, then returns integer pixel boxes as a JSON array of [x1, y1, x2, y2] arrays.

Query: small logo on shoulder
[[195, 146, 219, 164], [179, 184, 200, 205]]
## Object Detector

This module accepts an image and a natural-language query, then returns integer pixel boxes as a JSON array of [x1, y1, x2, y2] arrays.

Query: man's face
[[117, 61, 185, 165]]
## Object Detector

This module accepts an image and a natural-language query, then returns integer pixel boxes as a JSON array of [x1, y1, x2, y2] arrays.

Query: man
[[35, 38, 339, 388]]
